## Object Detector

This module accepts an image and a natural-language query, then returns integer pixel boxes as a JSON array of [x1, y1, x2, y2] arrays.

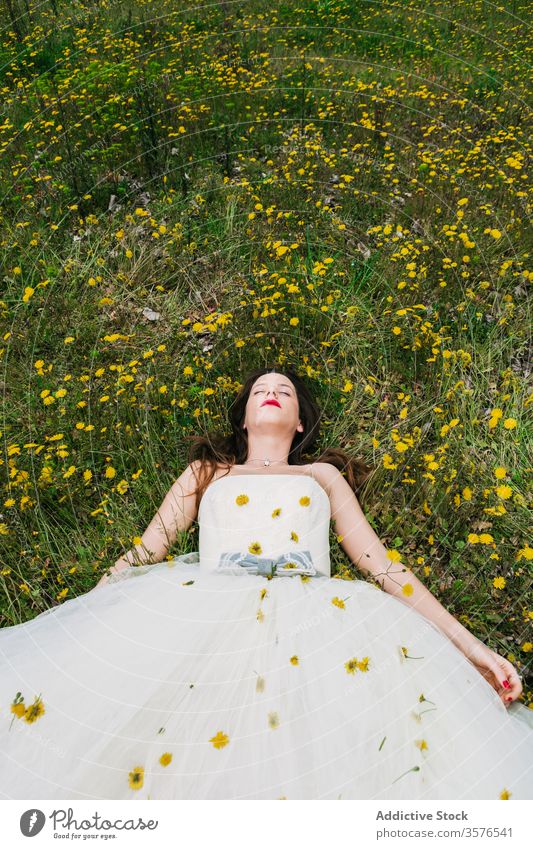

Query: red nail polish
[[502, 680, 511, 689]]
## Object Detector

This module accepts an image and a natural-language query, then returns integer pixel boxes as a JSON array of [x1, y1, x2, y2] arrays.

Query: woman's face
[[243, 373, 303, 436]]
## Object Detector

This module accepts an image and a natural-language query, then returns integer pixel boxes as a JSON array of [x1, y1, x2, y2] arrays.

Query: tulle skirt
[[1, 553, 532, 800]]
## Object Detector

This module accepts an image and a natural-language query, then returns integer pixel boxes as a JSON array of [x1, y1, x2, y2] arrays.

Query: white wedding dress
[[1, 472, 532, 800]]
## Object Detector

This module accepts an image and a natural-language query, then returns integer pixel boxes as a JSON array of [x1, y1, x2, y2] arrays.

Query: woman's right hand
[[95, 562, 132, 588]]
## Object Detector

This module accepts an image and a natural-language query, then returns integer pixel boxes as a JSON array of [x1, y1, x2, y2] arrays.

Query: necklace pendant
[[264, 459, 270, 466]]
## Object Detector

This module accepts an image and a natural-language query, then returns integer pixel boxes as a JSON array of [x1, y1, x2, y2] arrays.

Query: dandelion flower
[[23, 696, 45, 724], [268, 711, 280, 729], [128, 766, 144, 789], [11, 703, 26, 718], [209, 731, 229, 750]]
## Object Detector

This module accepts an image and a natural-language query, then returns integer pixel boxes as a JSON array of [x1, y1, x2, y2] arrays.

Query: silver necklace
[[245, 458, 286, 467]]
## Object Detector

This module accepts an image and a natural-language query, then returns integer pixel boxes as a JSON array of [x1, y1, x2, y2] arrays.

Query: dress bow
[[216, 549, 316, 578]]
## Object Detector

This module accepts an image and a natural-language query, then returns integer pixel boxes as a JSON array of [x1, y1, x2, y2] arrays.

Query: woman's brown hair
[[184, 366, 375, 516]]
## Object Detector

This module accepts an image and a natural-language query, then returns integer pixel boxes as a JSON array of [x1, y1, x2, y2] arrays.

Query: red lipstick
[[261, 399, 281, 407]]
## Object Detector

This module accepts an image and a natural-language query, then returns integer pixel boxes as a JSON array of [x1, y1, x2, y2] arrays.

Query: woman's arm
[[324, 464, 476, 649], [321, 463, 523, 705], [96, 461, 201, 587]]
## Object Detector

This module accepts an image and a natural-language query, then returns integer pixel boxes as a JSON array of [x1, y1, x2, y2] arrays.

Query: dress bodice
[[198, 473, 332, 578]]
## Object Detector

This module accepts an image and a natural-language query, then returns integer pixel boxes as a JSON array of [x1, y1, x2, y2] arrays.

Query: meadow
[[0, 0, 531, 700]]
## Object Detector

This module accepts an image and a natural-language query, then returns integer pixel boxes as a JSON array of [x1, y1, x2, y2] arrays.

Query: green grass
[[0, 0, 531, 701]]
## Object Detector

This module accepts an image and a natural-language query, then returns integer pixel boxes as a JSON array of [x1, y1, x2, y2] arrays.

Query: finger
[[503, 672, 522, 701], [485, 659, 514, 701], [491, 657, 517, 692], [498, 661, 523, 698]]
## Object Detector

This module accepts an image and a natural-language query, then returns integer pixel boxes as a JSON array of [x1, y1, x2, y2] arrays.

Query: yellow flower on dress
[[128, 766, 144, 789], [399, 646, 424, 661], [23, 695, 45, 723], [499, 788, 511, 799], [290, 531, 299, 542], [299, 496, 310, 506], [209, 731, 230, 750], [272, 507, 282, 518], [268, 711, 280, 729], [256, 608, 265, 623], [290, 655, 299, 665], [236, 494, 249, 506], [415, 739, 428, 751], [249, 541, 262, 555], [345, 657, 370, 674], [259, 588, 268, 600], [159, 752, 172, 767], [10, 693, 26, 718], [300, 574, 311, 583], [256, 675, 266, 693], [331, 596, 346, 609]]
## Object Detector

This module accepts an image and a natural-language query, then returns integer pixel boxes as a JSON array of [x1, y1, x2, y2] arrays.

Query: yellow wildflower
[[415, 739, 428, 751], [268, 711, 280, 729], [345, 656, 370, 674], [290, 531, 299, 542], [24, 695, 45, 723], [128, 766, 144, 789], [331, 596, 346, 609], [499, 788, 511, 799], [402, 583, 414, 597], [236, 494, 249, 506], [159, 752, 172, 767], [290, 655, 299, 666], [299, 496, 310, 506], [493, 576, 506, 590], [271, 507, 282, 518], [249, 542, 262, 555], [209, 731, 230, 749]]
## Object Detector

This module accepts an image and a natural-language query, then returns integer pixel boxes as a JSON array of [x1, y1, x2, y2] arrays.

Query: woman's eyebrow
[[253, 382, 293, 390]]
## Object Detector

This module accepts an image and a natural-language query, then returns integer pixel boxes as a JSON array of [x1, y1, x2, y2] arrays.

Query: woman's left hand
[[461, 639, 523, 707]]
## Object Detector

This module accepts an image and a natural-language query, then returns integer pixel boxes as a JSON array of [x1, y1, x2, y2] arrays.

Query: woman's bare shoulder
[[309, 462, 345, 497]]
